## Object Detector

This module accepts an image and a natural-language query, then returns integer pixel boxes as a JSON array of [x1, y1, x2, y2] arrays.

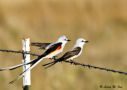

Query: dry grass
[[0, 0, 127, 90]]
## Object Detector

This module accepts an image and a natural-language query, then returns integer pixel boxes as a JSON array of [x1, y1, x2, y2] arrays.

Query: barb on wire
[[0, 48, 127, 75]]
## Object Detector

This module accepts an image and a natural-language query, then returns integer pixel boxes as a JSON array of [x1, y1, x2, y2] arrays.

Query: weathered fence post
[[22, 38, 31, 90]]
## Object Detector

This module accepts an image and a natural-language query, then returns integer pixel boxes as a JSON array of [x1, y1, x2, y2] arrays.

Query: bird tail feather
[[9, 57, 44, 84], [0, 58, 39, 71]]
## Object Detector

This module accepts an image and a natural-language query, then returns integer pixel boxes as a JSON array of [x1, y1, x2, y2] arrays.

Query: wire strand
[[0, 48, 127, 75]]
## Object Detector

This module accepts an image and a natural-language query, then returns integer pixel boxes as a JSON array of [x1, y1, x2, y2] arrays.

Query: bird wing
[[31, 43, 51, 50], [60, 47, 81, 60], [39, 42, 62, 58]]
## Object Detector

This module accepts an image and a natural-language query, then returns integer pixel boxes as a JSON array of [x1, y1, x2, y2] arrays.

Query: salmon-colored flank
[[57, 46, 62, 50]]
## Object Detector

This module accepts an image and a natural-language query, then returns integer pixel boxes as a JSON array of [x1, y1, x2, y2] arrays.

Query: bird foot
[[52, 56, 58, 60]]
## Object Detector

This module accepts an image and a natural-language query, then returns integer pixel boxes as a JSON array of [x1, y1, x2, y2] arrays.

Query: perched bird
[[43, 38, 89, 69], [0, 35, 70, 84]]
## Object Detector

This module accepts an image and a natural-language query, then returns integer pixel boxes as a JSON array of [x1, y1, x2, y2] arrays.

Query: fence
[[0, 38, 127, 90]]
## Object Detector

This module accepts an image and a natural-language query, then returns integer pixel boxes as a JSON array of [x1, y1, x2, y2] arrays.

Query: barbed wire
[[0, 48, 39, 56], [0, 48, 127, 75], [63, 60, 127, 75]]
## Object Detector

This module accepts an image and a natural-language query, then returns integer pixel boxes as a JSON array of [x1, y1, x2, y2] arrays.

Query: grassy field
[[0, 0, 127, 90]]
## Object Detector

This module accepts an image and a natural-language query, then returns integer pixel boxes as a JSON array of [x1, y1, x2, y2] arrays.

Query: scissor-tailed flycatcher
[[42, 38, 89, 69], [0, 35, 70, 84]]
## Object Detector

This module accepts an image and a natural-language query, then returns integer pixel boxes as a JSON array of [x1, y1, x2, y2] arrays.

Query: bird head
[[75, 38, 89, 47], [57, 35, 71, 44]]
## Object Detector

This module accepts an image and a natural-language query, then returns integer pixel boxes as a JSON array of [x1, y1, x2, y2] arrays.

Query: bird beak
[[67, 39, 71, 41], [85, 41, 89, 43]]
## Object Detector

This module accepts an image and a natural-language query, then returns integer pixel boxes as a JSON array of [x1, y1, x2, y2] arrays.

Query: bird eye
[[82, 40, 84, 42], [64, 39, 67, 41]]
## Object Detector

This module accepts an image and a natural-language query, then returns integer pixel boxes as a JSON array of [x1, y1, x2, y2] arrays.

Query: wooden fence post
[[22, 38, 31, 90]]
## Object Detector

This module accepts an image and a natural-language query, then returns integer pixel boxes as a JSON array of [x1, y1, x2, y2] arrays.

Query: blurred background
[[0, 0, 127, 90]]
